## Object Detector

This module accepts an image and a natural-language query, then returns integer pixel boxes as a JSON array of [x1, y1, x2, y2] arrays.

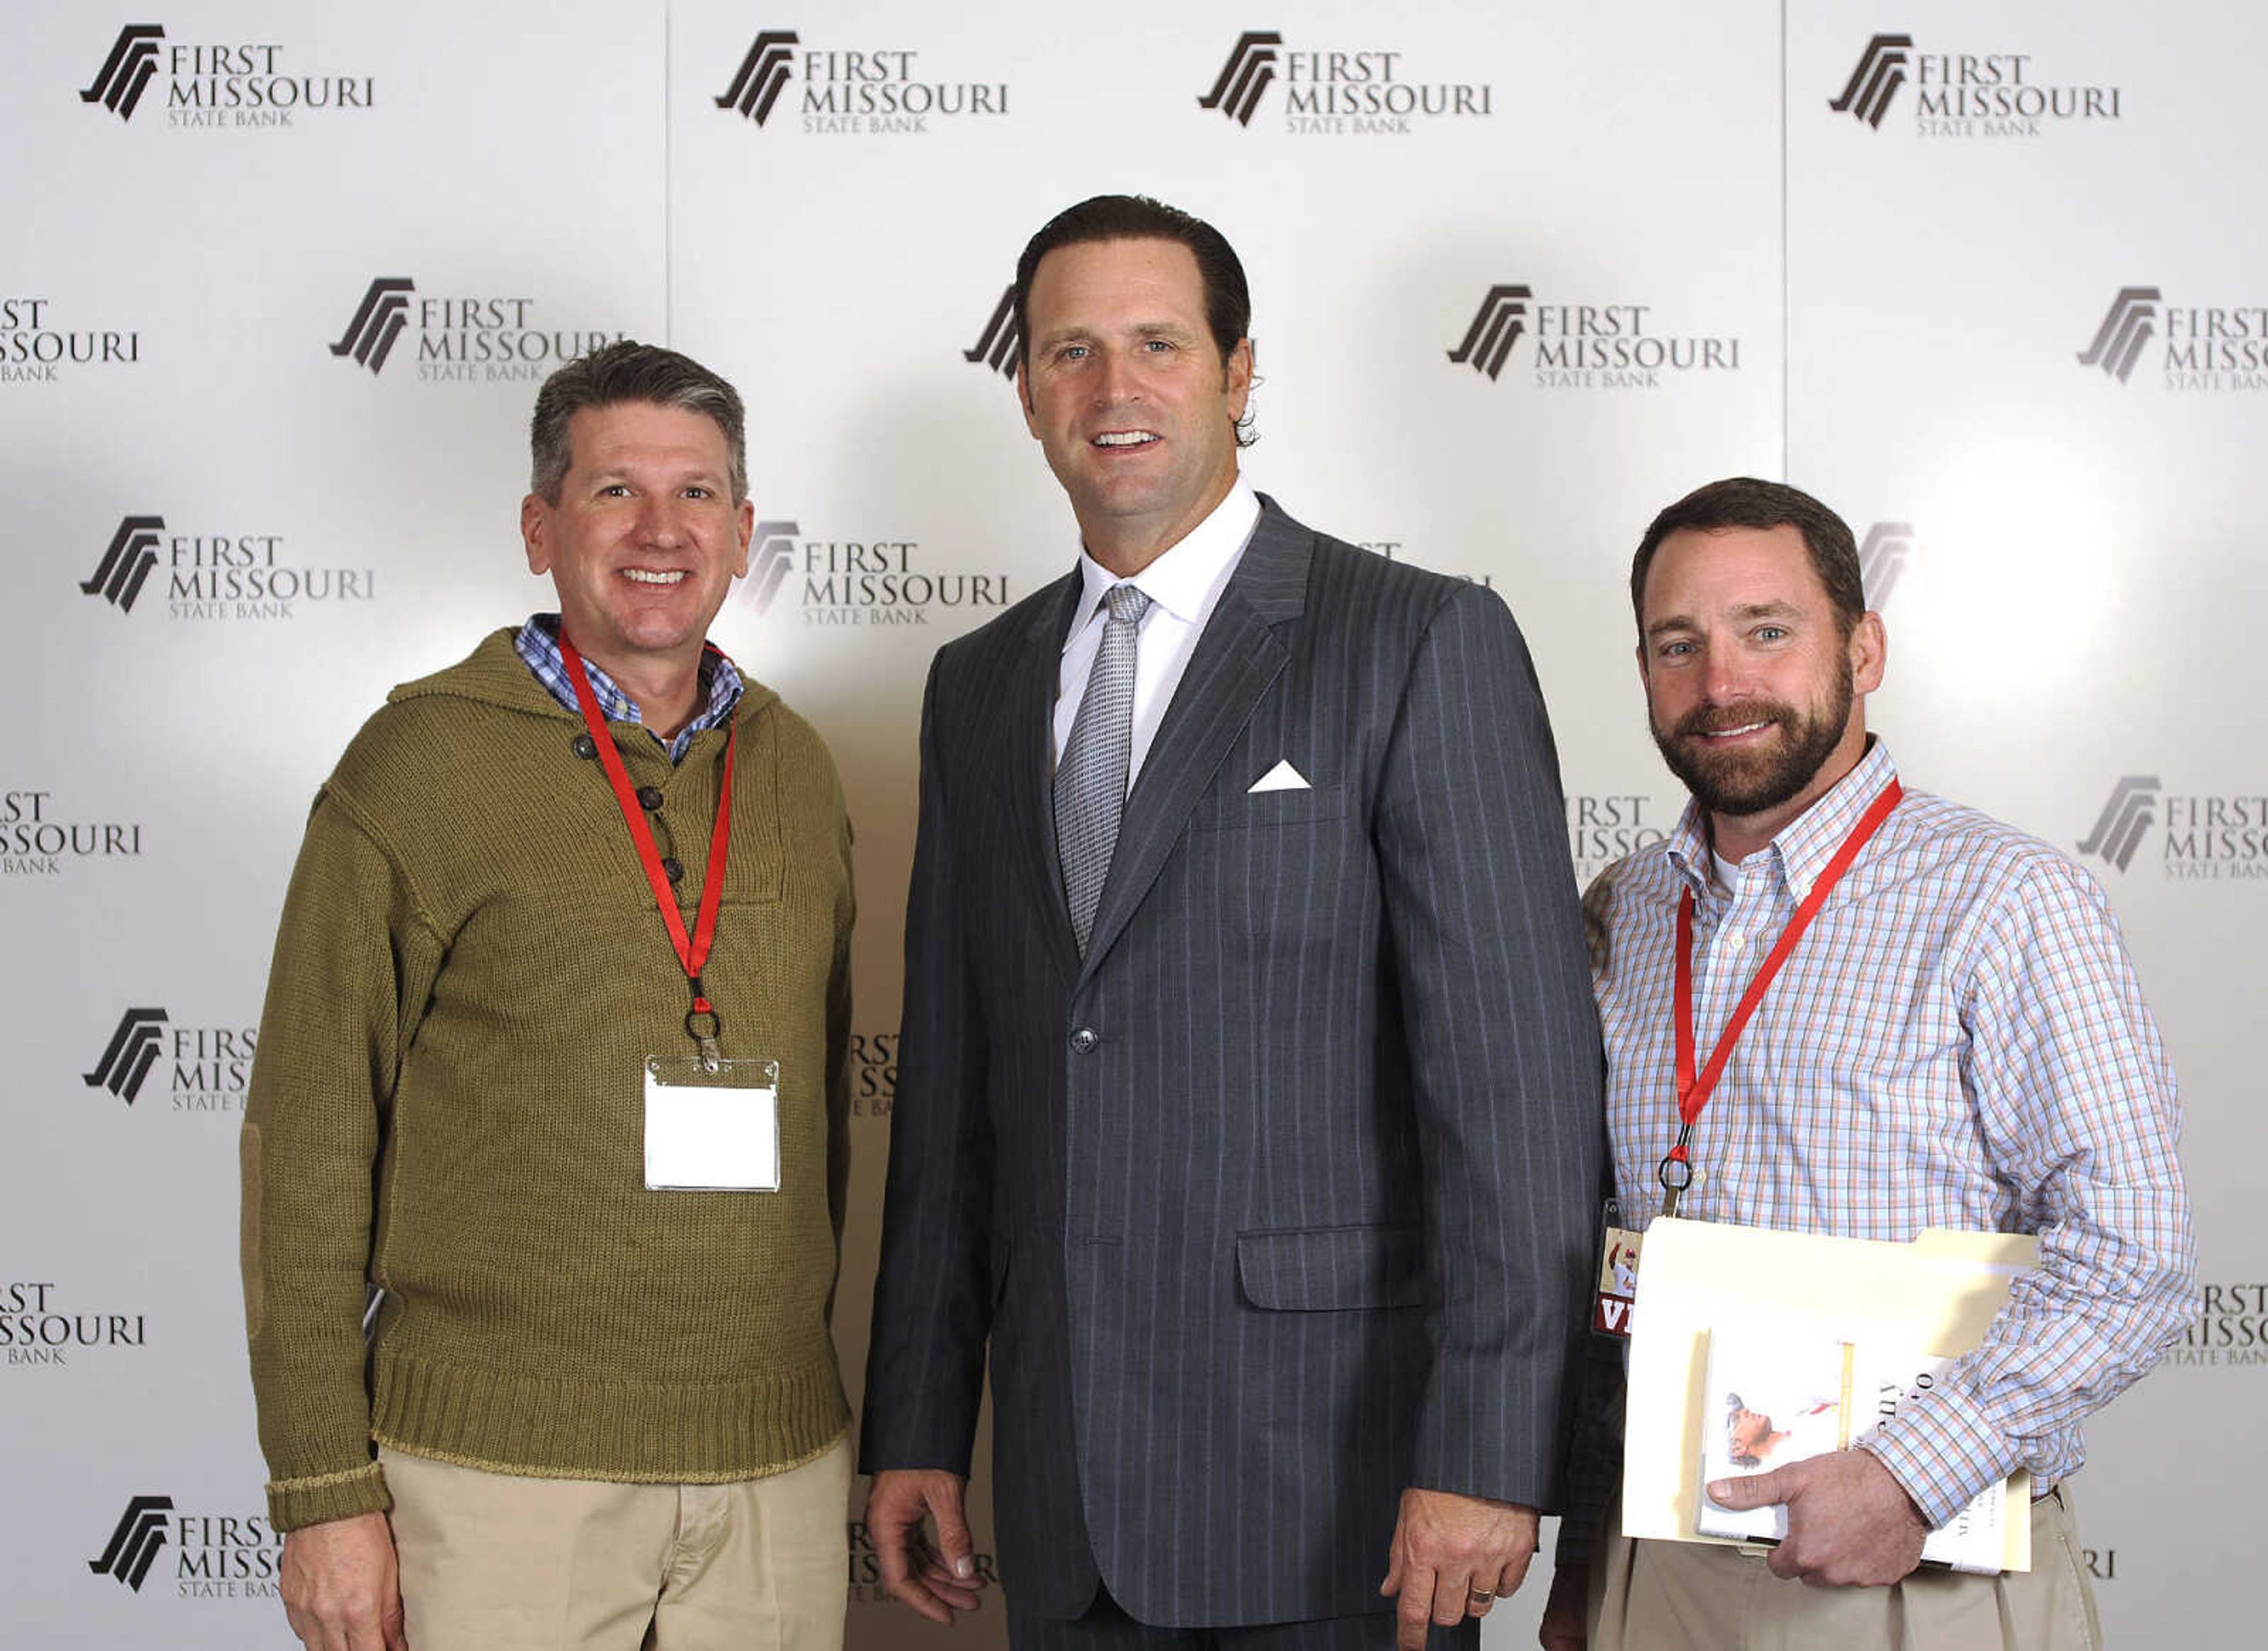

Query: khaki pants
[[1589, 1486, 2100, 1651], [381, 1435, 850, 1651]]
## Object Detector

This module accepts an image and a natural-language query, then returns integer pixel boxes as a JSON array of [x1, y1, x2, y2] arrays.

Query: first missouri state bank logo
[[85, 1007, 168, 1104], [78, 512, 374, 621], [80, 516, 164, 612], [742, 518, 1010, 628], [744, 522, 801, 616], [2077, 285, 2268, 391], [962, 285, 1021, 377], [713, 27, 1008, 133], [1856, 522, 1918, 608], [89, 1496, 174, 1591], [78, 24, 374, 128], [1197, 29, 1493, 133], [330, 278, 413, 373], [716, 31, 798, 123], [82, 1005, 258, 1112], [2078, 775, 2268, 882], [1448, 283, 1742, 389], [1826, 31, 2120, 137], [86, 1495, 284, 1598], [2077, 288, 2160, 384], [2077, 776, 2159, 874], [79, 25, 164, 119], [1199, 32, 1281, 125], [328, 278, 624, 383]]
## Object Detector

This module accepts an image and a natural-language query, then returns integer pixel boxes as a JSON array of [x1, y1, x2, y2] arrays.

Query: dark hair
[[1724, 1394, 1762, 1469], [529, 340, 747, 504], [1630, 478, 1865, 639], [1013, 194, 1256, 447]]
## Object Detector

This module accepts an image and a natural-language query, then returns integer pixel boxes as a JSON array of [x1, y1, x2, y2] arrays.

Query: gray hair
[[529, 340, 748, 504]]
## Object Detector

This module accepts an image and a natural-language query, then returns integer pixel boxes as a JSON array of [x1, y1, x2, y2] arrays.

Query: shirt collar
[[1663, 736, 1900, 901], [1067, 476, 1261, 640], [513, 614, 744, 756]]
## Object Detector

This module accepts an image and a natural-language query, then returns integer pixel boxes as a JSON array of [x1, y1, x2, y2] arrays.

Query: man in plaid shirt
[[1540, 478, 2192, 1650]]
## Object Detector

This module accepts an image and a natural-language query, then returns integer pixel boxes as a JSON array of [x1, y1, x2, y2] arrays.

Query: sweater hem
[[373, 1423, 849, 1485], [371, 1347, 849, 1484]]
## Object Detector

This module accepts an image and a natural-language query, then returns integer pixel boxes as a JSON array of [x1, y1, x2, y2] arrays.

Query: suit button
[[1070, 1027, 1099, 1053], [662, 857, 685, 884], [637, 785, 664, 811], [571, 734, 598, 759]]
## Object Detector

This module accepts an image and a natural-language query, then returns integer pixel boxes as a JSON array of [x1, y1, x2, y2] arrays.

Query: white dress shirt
[[1051, 478, 1262, 789]]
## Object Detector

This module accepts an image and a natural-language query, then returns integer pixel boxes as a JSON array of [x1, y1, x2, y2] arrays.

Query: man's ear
[[1224, 337, 1254, 422], [520, 494, 552, 575], [1850, 610, 1887, 696]]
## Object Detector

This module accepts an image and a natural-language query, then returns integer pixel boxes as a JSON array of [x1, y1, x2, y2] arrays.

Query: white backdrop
[[5, 2, 2258, 1645]]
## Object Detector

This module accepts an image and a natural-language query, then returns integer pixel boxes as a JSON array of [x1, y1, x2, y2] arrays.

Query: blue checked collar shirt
[[514, 614, 742, 765], [1590, 738, 2193, 1531]]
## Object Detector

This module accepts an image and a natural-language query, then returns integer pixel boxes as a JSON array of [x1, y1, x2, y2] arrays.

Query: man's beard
[[1651, 665, 1853, 820]]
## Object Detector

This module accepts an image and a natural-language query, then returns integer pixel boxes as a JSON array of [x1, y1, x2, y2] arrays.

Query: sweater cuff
[[266, 1461, 392, 1532]]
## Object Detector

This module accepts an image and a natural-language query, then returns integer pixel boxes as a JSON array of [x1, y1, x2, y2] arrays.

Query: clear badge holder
[[643, 1055, 781, 1191]]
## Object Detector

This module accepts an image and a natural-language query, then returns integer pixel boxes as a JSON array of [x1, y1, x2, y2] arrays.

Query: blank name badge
[[643, 1056, 781, 1191]]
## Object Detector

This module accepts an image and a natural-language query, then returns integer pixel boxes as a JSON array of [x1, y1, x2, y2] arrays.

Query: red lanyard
[[1658, 778, 1903, 1215], [558, 632, 737, 1059]]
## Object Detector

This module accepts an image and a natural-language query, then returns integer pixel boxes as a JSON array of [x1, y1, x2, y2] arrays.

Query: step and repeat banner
[[5, 1, 2259, 1645]]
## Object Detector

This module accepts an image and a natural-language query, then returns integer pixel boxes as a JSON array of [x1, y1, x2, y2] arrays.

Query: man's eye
[[599, 484, 631, 497], [1058, 345, 1089, 362], [1143, 338, 1174, 352], [1756, 627, 1787, 642]]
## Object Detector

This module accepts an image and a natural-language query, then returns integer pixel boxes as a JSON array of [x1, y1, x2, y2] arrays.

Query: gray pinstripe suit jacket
[[861, 498, 1602, 1629]]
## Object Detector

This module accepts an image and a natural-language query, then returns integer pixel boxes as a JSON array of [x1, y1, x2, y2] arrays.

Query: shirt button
[[571, 734, 598, 759], [662, 857, 685, 884], [637, 785, 664, 811], [1070, 1027, 1099, 1053], [1720, 928, 1745, 952]]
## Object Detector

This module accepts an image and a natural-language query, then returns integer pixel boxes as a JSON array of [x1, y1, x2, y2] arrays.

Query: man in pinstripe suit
[[861, 195, 1602, 1650]]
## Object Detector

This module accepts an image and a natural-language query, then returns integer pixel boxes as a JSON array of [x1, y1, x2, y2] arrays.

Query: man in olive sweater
[[241, 342, 856, 1651]]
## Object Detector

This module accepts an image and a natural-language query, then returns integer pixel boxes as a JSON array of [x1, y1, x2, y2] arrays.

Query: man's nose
[[1699, 646, 1747, 704], [638, 495, 686, 544], [1091, 348, 1136, 404]]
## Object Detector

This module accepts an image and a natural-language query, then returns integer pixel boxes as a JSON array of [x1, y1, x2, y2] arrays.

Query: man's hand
[[1380, 1487, 1540, 1650], [1537, 1562, 1588, 1650], [1705, 1448, 1928, 1587], [865, 1469, 987, 1623], [279, 1512, 406, 1651]]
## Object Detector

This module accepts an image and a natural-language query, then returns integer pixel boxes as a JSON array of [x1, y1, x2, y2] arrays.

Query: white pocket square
[[1248, 760, 1311, 794]]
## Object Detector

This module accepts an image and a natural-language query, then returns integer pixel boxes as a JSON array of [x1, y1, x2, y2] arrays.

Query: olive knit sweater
[[241, 631, 853, 1531]]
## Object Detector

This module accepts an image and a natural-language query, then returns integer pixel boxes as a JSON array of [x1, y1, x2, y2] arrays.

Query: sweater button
[[571, 733, 598, 759], [637, 785, 664, 811], [662, 857, 685, 884], [1070, 1027, 1099, 1053]]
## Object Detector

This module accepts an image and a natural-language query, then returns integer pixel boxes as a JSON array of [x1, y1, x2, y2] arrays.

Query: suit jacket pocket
[[1194, 784, 1350, 831], [1236, 1223, 1424, 1311]]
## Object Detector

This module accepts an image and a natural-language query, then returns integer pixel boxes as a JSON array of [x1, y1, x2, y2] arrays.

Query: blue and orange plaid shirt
[[514, 614, 742, 765], [1566, 738, 2192, 1554]]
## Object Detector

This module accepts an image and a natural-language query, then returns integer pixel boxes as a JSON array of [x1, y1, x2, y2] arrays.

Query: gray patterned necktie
[[1055, 583, 1152, 953]]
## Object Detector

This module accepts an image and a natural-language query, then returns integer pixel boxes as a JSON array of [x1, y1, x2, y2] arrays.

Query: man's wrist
[[1857, 1369, 2019, 1531]]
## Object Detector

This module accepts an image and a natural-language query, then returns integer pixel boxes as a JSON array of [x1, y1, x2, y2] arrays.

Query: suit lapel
[[1078, 500, 1312, 979], [1006, 572, 1085, 972]]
